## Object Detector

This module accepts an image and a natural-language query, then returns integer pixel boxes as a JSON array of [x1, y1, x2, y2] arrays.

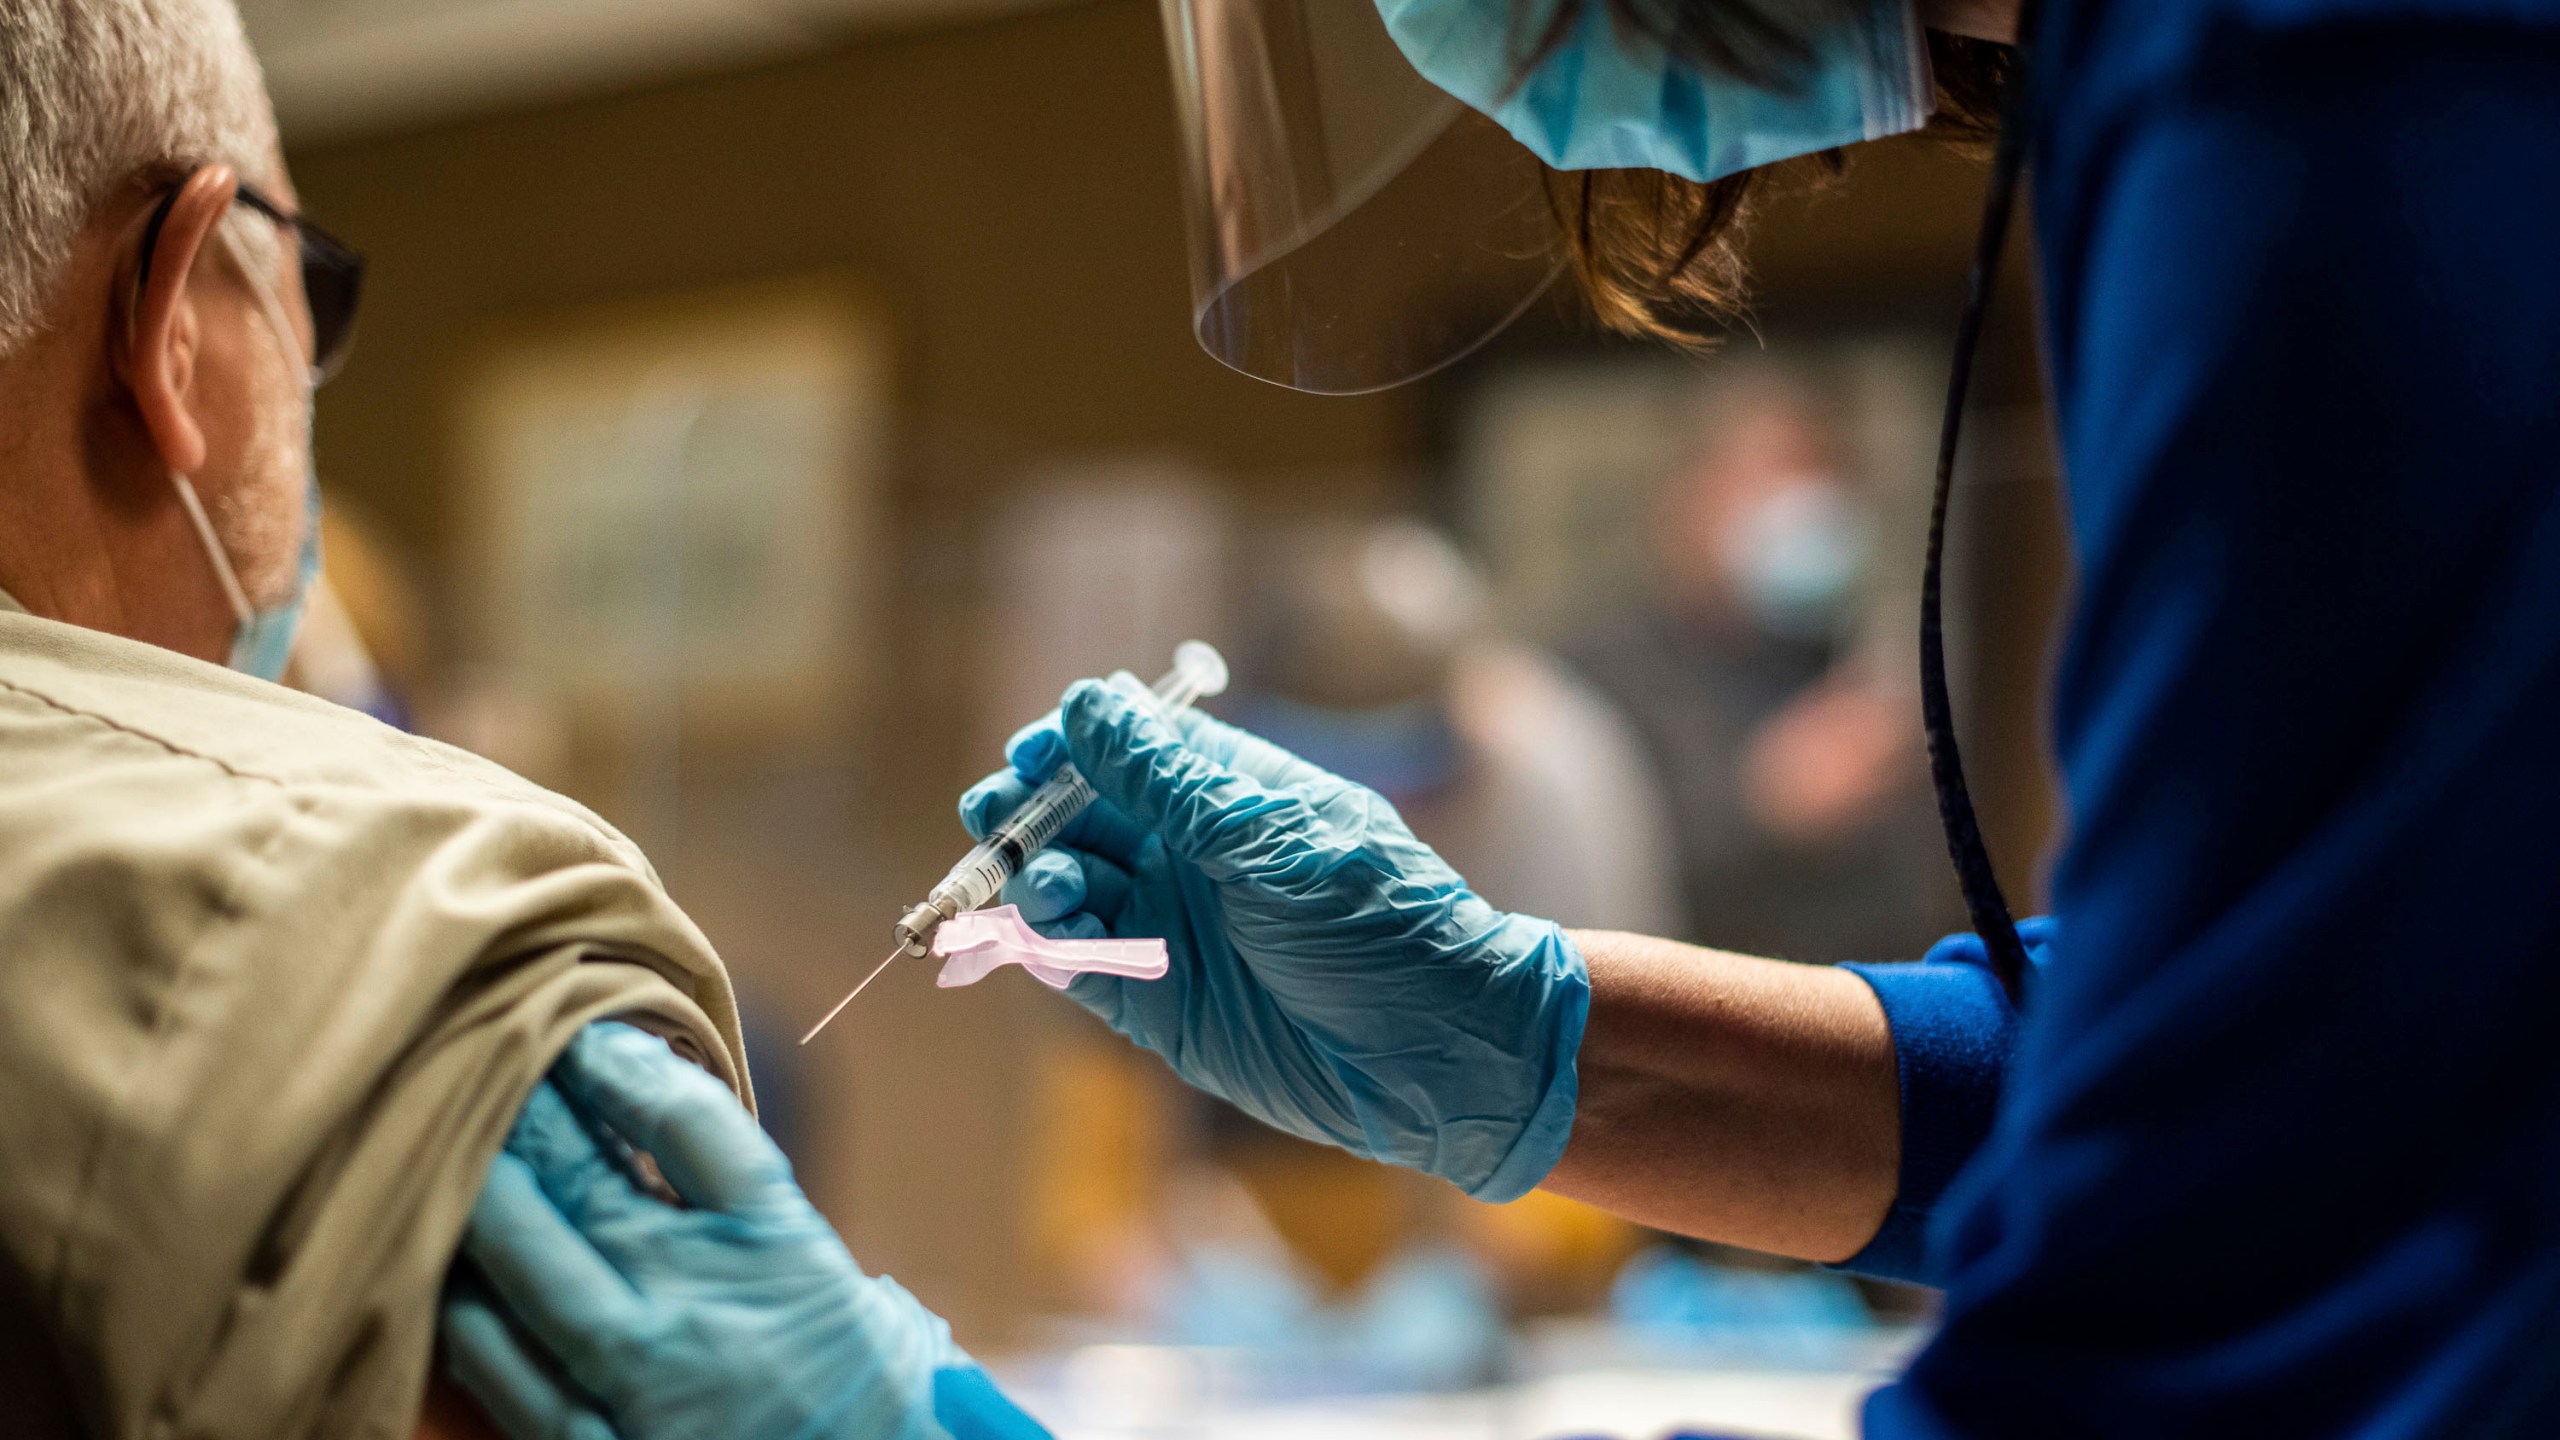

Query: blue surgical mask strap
[[1919, 1, 2038, 1002]]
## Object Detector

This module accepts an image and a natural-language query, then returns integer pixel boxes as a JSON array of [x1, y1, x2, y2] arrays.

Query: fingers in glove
[[1058, 680, 1324, 881], [997, 671, 1140, 787], [1001, 849, 1083, 922], [1002, 711, 1068, 784], [503, 1081, 655, 1232], [462, 1153, 649, 1387], [986, 851, 1110, 939], [960, 768, 1152, 869], [1002, 848, 1134, 927], [1060, 958, 1151, 1036], [1035, 912, 1109, 941], [441, 1271, 619, 1440], [959, 770, 1034, 841], [548, 1023, 798, 1219], [1006, 670, 1341, 797]]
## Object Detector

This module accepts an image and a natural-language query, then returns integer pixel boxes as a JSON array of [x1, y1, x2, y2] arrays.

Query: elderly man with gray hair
[[0, 5, 1035, 1438]]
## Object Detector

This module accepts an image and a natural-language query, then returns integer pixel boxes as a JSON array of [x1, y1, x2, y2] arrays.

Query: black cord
[[1920, 3, 2040, 1000]]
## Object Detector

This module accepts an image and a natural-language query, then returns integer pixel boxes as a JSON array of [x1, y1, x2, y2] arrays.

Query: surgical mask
[[168, 221, 322, 684], [1376, 0, 1935, 184], [1720, 479, 1873, 640]]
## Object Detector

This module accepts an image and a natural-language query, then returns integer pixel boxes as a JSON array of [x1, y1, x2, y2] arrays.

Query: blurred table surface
[[999, 1335, 1928, 1440]]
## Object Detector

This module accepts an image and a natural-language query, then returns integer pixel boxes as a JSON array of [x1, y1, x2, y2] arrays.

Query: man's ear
[[118, 166, 238, 479]]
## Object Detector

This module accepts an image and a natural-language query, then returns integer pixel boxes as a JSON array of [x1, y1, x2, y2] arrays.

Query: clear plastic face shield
[[1160, 0, 1564, 394]]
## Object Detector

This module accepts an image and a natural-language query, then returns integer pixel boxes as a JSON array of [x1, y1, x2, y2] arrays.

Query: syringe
[[800, 640, 1230, 1044]]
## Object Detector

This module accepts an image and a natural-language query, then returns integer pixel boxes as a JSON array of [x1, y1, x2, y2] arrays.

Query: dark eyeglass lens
[[144, 180, 367, 380], [294, 228, 364, 378]]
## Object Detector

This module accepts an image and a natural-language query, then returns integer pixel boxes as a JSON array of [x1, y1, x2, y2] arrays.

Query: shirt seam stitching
[[0, 674, 286, 788]]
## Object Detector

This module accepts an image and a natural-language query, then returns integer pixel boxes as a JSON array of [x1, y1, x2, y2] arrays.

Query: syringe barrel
[[930, 766, 1098, 914], [923, 641, 1228, 921]]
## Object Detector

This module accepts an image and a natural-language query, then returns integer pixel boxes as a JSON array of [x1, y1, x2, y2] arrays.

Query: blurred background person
[[1565, 367, 1962, 963], [1233, 517, 1679, 936]]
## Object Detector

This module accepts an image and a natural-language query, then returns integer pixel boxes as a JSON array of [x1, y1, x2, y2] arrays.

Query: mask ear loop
[[161, 215, 319, 644], [1920, 3, 2040, 1001], [166, 471, 257, 629], [217, 215, 320, 393]]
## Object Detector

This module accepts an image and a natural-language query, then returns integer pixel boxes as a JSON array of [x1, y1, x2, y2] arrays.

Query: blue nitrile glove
[[441, 1022, 1049, 1440], [958, 677, 1588, 1202]]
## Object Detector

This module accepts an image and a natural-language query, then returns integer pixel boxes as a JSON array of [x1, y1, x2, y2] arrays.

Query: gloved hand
[[959, 678, 1587, 1202], [441, 1022, 1048, 1440]]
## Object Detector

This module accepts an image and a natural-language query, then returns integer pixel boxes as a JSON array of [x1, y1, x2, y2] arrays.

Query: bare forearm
[[1542, 931, 1901, 1264]]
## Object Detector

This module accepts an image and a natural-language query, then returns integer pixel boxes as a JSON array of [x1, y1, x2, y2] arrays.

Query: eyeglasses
[[136, 171, 368, 385]]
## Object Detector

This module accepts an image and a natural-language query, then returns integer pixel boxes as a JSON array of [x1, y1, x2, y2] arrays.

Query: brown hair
[[1532, 3, 2017, 342]]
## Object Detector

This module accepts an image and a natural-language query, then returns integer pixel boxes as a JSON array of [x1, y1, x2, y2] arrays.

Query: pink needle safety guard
[[929, 905, 1170, 990]]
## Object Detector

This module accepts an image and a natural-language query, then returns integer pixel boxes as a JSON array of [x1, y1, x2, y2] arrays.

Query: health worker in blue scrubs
[[445, 0, 2560, 1435]]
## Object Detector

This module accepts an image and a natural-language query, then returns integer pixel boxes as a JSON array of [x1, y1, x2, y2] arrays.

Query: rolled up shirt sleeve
[[1837, 918, 2054, 1287]]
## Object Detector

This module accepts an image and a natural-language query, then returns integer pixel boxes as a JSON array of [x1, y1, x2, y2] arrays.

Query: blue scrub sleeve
[[1837, 918, 2055, 1287], [933, 1366, 1052, 1440]]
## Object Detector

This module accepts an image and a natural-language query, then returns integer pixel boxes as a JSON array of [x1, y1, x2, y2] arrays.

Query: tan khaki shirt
[[0, 603, 747, 1439]]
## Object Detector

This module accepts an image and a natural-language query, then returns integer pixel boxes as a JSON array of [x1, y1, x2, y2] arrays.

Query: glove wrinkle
[[448, 1025, 1038, 1440], [976, 679, 1591, 1202]]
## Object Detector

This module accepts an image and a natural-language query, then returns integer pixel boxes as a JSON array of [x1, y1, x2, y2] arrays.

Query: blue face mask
[[1720, 479, 1875, 641], [167, 467, 319, 684], [1375, 0, 1935, 184], [226, 480, 321, 681], [169, 222, 323, 685]]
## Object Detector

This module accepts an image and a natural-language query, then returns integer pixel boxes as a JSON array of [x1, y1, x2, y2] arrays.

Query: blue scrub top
[[1834, 0, 2560, 1432]]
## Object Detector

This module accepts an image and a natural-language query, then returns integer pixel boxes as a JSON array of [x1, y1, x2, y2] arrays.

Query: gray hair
[[0, 0, 278, 356]]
